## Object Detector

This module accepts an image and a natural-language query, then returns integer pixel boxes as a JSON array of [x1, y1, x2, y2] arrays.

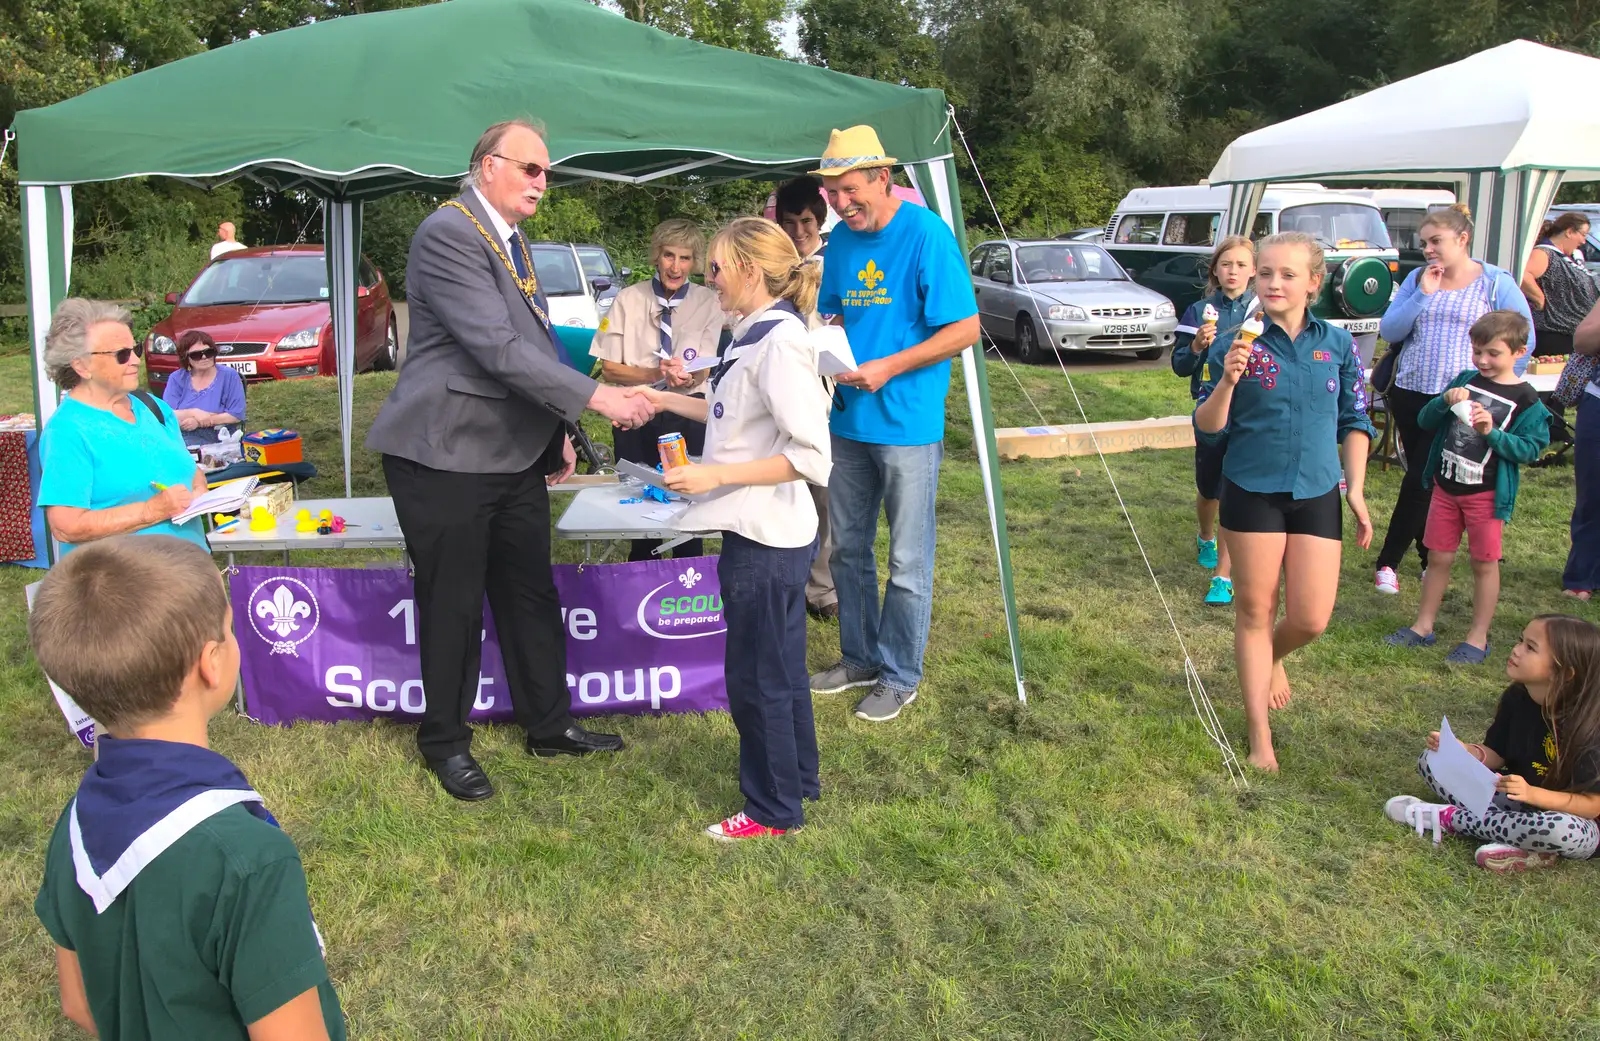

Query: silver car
[[970, 239, 1178, 362]]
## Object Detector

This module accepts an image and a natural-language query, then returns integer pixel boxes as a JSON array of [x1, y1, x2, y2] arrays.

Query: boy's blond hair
[[29, 535, 228, 730]]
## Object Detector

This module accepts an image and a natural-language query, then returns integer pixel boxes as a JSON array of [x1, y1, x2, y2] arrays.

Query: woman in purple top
[[161, 330, 245, 447]]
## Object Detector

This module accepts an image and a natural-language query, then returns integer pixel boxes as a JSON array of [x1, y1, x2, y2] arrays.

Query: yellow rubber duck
[[248, 506, 276, 532], [294, 508, 318, 534]]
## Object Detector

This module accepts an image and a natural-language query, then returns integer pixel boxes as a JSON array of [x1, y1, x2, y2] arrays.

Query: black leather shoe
[[527, 724, 626, 758], [428, 753, 494, 801], [807, 602, 839, 622]]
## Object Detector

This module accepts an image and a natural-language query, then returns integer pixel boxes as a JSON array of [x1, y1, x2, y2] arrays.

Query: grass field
[[2, 351, 1598, 1039]]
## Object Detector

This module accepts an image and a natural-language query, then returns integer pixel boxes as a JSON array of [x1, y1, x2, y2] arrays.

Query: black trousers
[[613, 410, 706, 561], [1375, 384, 1435, 573], [383, 453, 571, 762]]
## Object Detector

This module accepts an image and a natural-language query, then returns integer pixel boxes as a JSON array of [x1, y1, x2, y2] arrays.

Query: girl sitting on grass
[[1194, 231, 1375, 772], [1387, 614, 1600, 872]]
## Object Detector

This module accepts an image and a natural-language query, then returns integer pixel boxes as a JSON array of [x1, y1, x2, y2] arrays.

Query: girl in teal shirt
[[1195, 233, 1376, 772]]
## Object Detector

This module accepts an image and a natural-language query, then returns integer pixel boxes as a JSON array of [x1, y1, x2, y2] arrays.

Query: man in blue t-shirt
[[806, 126, 979, 723]]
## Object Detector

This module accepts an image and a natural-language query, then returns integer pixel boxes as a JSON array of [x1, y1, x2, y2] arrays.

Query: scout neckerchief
[[652, 277, 691, 361], [69, 735, 279, 913], [710, 299, 803, 393], [441, 200, 551, 330]]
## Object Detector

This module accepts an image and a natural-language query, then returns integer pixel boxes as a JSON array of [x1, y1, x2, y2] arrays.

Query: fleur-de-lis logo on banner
[[247, 577, 321, 656], [258, 585, 310, 638], [858, 260, 884, 290], [679, 567, 702, 590]]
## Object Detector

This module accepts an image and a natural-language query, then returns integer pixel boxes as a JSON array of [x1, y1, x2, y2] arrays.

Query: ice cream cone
[[1235, 311, 1265, 348]]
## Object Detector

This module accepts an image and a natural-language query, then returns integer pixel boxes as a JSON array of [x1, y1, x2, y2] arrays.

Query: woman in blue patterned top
[[1372, 204, 1534, 597], [1195, 232, 1376, 772]]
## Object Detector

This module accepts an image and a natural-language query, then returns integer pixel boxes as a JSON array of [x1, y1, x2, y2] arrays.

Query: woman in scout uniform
[[630, 217, 832, 841], [1195, 231, 1376, 773], [592, 218, 723, 560]]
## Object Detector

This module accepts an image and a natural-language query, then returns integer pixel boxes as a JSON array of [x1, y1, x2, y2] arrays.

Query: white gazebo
[[1208, 40, 1600, 277]]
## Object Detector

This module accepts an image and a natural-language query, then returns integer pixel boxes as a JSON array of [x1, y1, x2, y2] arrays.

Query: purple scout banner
[[228, 557, 729, 726]]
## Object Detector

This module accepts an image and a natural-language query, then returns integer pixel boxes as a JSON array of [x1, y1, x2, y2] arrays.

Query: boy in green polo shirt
[[29, 534, 345, 1040]]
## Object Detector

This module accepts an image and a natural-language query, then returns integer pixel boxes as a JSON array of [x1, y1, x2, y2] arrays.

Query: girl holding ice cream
[[1170, 235, 1256, 605], [1194, 232, 1375, 772]]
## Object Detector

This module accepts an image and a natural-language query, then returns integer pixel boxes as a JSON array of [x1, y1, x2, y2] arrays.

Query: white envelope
[[812, 325, 858, 378]]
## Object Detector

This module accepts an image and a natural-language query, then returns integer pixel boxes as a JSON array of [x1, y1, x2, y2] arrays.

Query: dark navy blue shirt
[[1171, 290, 1258, 400], [1196, 313, 1376, 498]]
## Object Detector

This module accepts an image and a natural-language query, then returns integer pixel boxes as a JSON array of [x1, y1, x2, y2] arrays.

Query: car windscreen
[[1015, 244, 1126, 283], [577, 248, 613, 279], [182, 255, 329, 306], [530, 247, 585, 295], [1277, 204, 1393, 250]]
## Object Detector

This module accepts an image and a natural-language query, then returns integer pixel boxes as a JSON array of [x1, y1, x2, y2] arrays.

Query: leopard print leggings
[[1417, 753, 1600, 859]]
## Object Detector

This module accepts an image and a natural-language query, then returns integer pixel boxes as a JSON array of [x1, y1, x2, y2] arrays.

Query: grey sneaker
[[853, 682, 917, 722], [810, 660, 879, 694]]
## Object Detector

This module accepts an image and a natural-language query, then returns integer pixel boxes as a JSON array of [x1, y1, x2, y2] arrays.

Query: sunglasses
[[186, 347, 217, 361], [492, 154, 547, 181], [710, 260, 739, 279], [90, 344, 145, 365]]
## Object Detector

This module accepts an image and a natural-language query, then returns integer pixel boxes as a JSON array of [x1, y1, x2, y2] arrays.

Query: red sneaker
[[1474, 843, 1559, 873], [704, 811, 787, 842]]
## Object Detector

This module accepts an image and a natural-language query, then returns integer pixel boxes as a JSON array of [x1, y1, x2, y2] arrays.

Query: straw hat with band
[[811, 126, 897, 177]]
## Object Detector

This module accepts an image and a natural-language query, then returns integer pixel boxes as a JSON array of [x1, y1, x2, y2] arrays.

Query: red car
[[145, 245, 398, 393]]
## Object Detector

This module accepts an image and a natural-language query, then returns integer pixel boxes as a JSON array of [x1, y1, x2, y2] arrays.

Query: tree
[[798, 0, 946, 91], [606, 0, 787, 56]]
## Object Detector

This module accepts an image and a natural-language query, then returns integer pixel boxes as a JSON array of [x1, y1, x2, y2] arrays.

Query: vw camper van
[[1103, 184, 1400, 361]]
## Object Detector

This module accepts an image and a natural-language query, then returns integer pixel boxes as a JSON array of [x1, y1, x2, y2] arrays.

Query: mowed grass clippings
[[2, 359, 1598, 1039]]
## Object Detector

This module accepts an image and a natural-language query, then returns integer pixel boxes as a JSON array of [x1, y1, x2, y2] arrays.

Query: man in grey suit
[[367, 119, 652, 801]]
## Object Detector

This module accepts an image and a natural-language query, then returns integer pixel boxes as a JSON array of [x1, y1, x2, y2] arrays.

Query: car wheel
[[1015, 315, 1041, 364], [374, 316, 399, 371], [1135, 346, 1162, 361]]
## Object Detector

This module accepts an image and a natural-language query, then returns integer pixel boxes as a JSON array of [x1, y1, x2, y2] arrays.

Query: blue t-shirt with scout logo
[[818, 202, 978, 446]]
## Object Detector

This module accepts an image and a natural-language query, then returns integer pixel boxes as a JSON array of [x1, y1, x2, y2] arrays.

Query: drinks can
[[657, 432, 689, 470]]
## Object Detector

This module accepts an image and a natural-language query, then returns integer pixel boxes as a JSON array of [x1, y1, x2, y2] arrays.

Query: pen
[[150, 482, 168, 491]]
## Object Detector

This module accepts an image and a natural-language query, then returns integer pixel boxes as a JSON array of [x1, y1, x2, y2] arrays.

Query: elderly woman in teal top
[[37, 300, 210, 554]]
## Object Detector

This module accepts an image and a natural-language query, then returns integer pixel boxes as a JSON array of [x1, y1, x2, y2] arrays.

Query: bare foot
[[1247, 748, 1280, 772], [1564, 589, 1592, 601], [1269, 661, 1293, 710]]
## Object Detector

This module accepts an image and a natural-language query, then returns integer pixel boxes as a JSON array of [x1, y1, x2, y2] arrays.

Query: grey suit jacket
[[366, 192, 596, 474]]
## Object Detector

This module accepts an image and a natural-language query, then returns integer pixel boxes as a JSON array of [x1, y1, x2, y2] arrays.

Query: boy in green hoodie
[[1384, 311, 1550, 664]]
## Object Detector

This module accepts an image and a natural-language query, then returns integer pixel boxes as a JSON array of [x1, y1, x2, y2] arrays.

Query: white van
[[1103, 184, 1400, 359]]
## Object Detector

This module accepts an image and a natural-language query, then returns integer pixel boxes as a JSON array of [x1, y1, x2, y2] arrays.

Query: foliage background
[[1, 0, 1598, 303]]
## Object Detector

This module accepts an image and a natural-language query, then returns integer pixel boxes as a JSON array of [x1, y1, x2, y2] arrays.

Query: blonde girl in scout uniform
[[628, 217, 832, 841]]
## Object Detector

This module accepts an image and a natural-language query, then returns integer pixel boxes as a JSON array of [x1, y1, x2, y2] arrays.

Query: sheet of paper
[[1425, 716, 1499, 817], [642, 506, 684, 523], [682, 353, 721, 373], [813, 325, 858, 378], [173, 476, 260, 524]]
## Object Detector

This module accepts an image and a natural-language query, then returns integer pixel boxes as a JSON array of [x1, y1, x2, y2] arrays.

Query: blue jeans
[[1564, 392, 1600, 592], [719, 532, 819, 830], [827, 435, 943, 692]]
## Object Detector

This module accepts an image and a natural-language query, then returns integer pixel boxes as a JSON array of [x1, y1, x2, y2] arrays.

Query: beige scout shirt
[[675, 304, 831, 549], [592, 279, 725, 373]]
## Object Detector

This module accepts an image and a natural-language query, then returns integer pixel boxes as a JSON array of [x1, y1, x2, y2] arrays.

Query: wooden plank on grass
[[996, 416, 1195, 460]]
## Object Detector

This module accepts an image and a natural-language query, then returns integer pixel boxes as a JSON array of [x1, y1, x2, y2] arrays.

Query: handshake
[[586, 357, 697, 430]]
